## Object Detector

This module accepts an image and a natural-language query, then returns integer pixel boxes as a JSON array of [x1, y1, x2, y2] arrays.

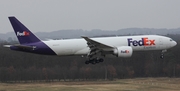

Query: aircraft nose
[[172, 41, 177, 47]]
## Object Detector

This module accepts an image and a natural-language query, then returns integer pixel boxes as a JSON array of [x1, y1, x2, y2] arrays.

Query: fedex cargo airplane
[[4, 16, 177, 64]]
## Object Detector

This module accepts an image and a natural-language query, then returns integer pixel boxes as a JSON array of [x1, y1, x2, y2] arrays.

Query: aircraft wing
[[81, 36, 114, 57], [82, 36, 113, 49], [4, 44, 36, 51]]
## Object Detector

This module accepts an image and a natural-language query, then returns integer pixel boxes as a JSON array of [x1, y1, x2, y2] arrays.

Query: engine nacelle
[[113, 46, 133, 57]]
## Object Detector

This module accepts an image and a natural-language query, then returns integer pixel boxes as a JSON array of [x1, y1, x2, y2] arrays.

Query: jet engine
[[113, 46, 133, 57]]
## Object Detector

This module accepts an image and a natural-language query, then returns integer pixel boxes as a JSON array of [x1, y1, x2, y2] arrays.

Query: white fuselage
[[43, 35, 177, 56], [7, 17, 177, 60]]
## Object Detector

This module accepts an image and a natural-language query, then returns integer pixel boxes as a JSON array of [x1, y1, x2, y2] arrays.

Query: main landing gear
[[85, 58, 104, 64]]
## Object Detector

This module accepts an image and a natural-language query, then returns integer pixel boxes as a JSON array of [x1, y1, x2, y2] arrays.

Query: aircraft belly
[[74, 48, 89, 55], [56, 48, 88, 56]]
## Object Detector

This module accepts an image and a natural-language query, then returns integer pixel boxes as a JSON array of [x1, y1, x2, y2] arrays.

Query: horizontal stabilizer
[[3, 45, 11, 47], [4, 44, 36, 51], [13, 44, 36, 50]]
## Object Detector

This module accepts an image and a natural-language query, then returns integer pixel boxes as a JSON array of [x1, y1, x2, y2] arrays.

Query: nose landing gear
[[160, 50, 167, 59], [160, 54, 164, 59]]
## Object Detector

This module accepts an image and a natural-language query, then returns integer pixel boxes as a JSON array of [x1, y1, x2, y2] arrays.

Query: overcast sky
[[0, 0, 180, 33]]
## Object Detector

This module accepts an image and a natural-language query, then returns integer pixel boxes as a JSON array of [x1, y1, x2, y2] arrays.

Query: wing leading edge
[[81, 36, 114, 58], [81, 36, 113, 49]]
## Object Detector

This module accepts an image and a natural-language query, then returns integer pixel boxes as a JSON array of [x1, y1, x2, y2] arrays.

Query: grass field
[[0, 78, 180, 91]]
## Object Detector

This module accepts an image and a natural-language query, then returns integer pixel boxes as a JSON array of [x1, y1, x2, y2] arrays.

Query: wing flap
[[3, 45, 11, 47]]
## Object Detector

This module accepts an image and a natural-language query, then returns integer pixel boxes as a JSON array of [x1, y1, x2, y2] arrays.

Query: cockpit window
[[170, 39, 173, 41]]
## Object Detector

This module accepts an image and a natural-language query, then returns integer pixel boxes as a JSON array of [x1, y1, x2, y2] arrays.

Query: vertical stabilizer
[[8, 17, 40, 44]]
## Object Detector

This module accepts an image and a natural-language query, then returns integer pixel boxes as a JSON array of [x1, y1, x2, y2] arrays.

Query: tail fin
[[8, 16, 41, 44]]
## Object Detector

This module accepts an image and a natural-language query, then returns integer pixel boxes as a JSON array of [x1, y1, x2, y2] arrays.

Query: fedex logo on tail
[[17, 31, 30, 36], [127, 38, 155, 46]]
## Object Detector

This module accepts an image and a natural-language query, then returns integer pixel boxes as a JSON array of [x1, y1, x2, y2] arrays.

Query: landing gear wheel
[[95, 60, 100, 63], [85, 61, 89, 64], [85, 58, 104, 64], [91, 60, 96, 64], [99, 58, 104, 62]]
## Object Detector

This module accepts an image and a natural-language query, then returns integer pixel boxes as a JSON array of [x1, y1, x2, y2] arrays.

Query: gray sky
[[0, 0, 180, 33]]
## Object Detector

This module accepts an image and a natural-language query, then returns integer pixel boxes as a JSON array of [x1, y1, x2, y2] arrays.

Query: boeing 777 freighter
[[4, 16, 177, 64]]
